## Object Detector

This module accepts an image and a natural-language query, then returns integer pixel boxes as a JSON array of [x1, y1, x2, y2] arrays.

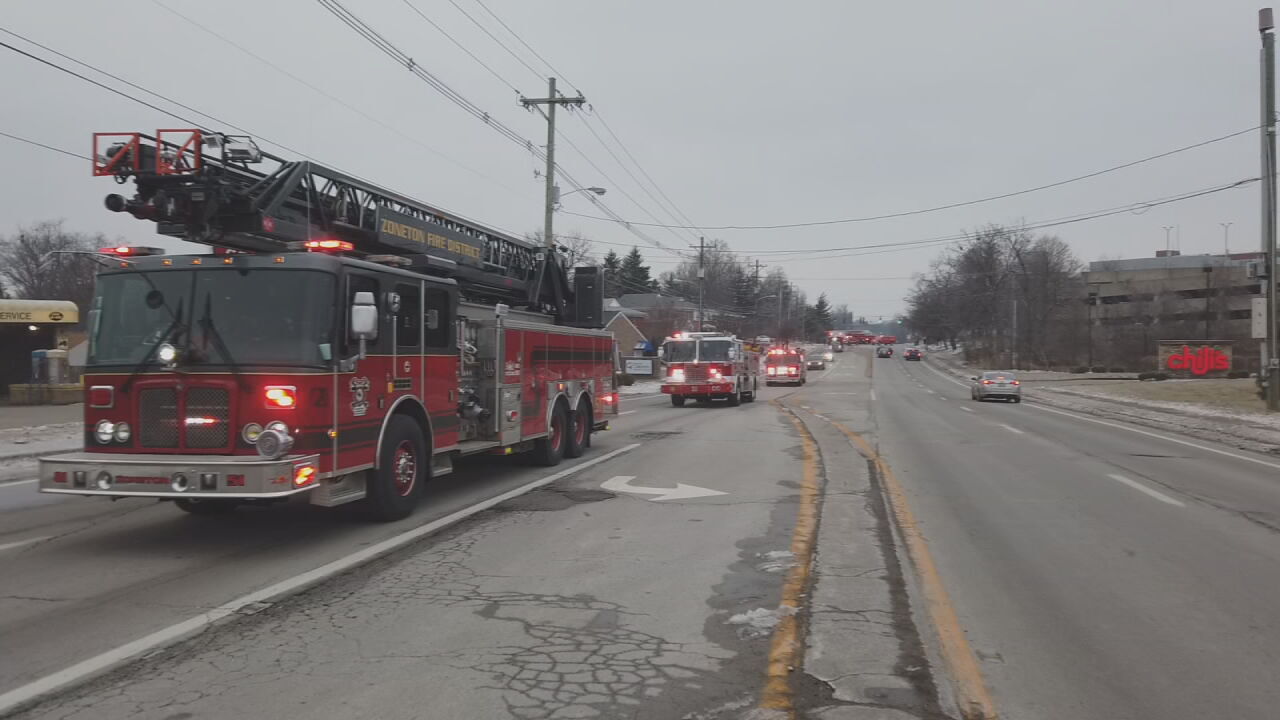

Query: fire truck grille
[[185, 387, 230, 448], [683, 366, 710, 382], [139, 388, 179, 448]]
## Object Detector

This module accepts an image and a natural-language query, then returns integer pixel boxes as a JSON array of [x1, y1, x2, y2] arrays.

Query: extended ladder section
[[92, 130, 588, 320]]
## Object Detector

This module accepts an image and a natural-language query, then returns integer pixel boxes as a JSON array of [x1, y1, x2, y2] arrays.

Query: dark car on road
[[875, 346, 893, 358], [903, 348, 924, 361]]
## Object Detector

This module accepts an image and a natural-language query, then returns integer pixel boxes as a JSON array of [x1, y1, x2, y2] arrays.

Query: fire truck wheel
[[727, 386, 742, 406], [671, 395, 686, 407], [566, 402, 590, 458], [368, 415, 426, 521], [174, 498, 239, 515], [533, 402, 569, 466], [744, 379, 757, 402]]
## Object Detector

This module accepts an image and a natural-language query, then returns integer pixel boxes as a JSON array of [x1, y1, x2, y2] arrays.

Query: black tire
[[533, 402, 569, 466], [744, 378, 757, 402], [1012, 397, 1022, 403], [174, 498, 239, 515], [565, 401, 590, 458], [671, 395, 686, 407], [367, 414, 427, 521], [727, 385, 742, 407]]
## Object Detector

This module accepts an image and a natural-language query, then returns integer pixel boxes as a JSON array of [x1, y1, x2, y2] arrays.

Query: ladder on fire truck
[[92, 129, 591, 323]]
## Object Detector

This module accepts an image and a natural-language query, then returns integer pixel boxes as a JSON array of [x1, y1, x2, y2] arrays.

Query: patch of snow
[[619, 379, 663, 396], [756, 550, 796, 573], [0, 422, 82, 461], [726, 605, 798, 637]]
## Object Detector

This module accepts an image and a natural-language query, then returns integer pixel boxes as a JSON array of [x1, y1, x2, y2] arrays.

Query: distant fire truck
[[659, 331, 760, 407], [38, 130, 618, 521]]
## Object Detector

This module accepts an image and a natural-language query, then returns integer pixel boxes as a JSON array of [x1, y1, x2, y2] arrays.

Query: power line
[[0, 31, 529, 239], [588, 109, 704, 232], [443, 0, 545, 83], [469, 0, 578, 92], [562, 125, 1260, 231], [766, 177, 1259, 264], [316, 0, 679, 255], [0, 131, 86, 160], [148, 1, 533, 202], [398, 0, 523, 94]]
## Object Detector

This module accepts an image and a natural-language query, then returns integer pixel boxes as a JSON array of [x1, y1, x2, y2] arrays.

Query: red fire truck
[[659, 332, 760, 407], [38, 130, 618, 520]]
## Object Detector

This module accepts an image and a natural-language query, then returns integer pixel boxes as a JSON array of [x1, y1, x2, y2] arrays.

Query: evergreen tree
[[601, 250, 623, 297], [618, 247, 657, 293]]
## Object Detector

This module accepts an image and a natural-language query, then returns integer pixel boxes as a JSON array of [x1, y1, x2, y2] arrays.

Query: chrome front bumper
[[38, 451, 322, 498]]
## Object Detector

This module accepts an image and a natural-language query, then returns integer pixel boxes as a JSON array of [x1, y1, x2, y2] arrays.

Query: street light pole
[[1221, 221, 1234, 255], [1261, 9, 1279, 410]]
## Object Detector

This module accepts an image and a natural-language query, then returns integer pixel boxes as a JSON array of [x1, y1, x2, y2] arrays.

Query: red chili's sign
[[1158, 341, 1232, 377]]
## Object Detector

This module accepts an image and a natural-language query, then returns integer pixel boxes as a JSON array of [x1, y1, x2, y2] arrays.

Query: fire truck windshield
[[88, 269, 335, 368], [664, 340, 697, 362], [698, 340, 733, 361]]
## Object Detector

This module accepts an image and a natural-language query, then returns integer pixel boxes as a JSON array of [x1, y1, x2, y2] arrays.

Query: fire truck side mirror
[[351, 291, 378, 359]]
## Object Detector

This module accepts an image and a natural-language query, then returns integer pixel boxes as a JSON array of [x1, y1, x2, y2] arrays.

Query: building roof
[[0, 299, 79, 324], [604, 297, 647, 318], [617, 293, 697, 312], [604, 310, 646, 338], [1088, 252, 1262, 273]]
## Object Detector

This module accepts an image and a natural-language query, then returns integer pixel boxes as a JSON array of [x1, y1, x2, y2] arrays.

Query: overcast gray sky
[[0, 1, 1271, 317]]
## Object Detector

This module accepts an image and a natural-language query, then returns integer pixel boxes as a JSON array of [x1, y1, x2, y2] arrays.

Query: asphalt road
[[860, 350, 1280, 720], [5, 348, 1280, 719], [0, 381, 828, 719]]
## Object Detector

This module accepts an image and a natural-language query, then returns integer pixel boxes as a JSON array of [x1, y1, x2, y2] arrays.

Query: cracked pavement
[[3, 380, 862, 719]]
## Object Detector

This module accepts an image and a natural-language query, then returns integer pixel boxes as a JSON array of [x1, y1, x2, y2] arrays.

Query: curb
[[0, 445, 80, 465]]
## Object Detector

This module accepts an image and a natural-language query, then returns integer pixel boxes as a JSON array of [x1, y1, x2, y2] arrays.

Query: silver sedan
[[971, 371, 1022, 402]]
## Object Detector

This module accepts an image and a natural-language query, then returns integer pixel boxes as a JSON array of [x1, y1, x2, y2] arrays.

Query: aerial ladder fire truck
[[38, 130, 618, 521]]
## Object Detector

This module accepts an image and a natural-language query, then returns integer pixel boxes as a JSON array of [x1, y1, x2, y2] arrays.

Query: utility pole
[[1221, 221, 1234, 255], [697, 237, 705, 331], [521, 78, 585, 252], [1262, 9, 1280, 410], [1162, 225, 1175, 254]]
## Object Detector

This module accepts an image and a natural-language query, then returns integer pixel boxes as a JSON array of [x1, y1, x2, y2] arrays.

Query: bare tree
[[527, 230, 595, 268], [0, 221, 104, 319]]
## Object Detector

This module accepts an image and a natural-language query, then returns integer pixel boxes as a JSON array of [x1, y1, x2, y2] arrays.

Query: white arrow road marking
[[601, 475, 726, 502]]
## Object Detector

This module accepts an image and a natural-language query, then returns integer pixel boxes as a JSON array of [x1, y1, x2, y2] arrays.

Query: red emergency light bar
[[101, 246, 164, 257], [300, 239, 354, 253]]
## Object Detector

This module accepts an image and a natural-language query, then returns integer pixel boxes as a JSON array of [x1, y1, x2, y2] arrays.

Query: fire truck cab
[[659, 332, 760, 407], [38, 130, 618, 521]]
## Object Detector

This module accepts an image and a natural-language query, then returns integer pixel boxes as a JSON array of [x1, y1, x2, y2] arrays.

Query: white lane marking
[[1030, 404, 1280, 472], [921, 361, 1280, 472], [0, 479, 39, 489], [619, 410, 637, 416], [0, 443, 643, 715], [926, 389, 937, 395], [1000, 424, 1024, 435], [601, 475, 726, 502], [870, 389, 877, 402], [938, 396, 947, 401], [960, 407, 974, 413], [0, 536, 50, 552], [1106, 473, 1185, 507]]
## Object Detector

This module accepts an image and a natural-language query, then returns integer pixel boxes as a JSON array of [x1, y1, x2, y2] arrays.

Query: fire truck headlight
[[94, 420, 116, 444], [670, 368, 685, 382], [256, 427, 294, 460], [157, 343, 178, 365], [113, 422, 131, 443], [242, 423, 263, 444]]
